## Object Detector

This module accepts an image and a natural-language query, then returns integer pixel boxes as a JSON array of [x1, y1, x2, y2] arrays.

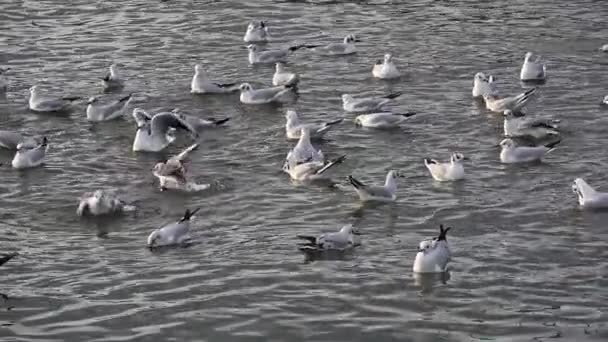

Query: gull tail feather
[[296, 235, 317, 245], [118, 93, 132, 103], [544, 139, 561, 151], [316, 155, 346, 175], [212, 117, 231, 126], [383, 91, 402, 99], [62, 96, 80, 102], [180, 207, 201, 222], [348, 175, 365, 189], [399, 112, 417, 118], [0, 252, 18, 267]]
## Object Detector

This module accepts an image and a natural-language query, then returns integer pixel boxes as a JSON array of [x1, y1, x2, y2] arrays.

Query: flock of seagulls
[[1, 20, 608, 285]]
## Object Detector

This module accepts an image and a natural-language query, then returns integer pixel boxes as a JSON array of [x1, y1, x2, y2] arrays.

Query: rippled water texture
[[1, 0, 608, 341]]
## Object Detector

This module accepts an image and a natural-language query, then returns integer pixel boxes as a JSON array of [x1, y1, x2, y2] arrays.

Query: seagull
[[601, 95, 608, 106], [239, 83, 295, 105], [483, 87, 538, 114], [132, 108, 198, 152], [600, 44, 608, 52], [297, 224, 360, 252], [572, 178, 608, 209], [171, 109, 230, 132], [247, 44, 316, 64], [347, 170, 402, 202], [354, 112, 416, 128], [28, 85, 80, 112], [12, 137, 48, 169], [285, 127, 325, 165], [503, 109, 559, 139], [520, 52, 546, 82], [472, 72, 498, 98], [284, 109, 342, 140], [372, 53, 401, 79], [272, 62, 300, 86], [0, 68, 9, 92], [243, 20, 270, 43], [313, 34, 360, 56], [76, 190, 136, 217], [152, 143, 209, 192], [342, 92, 402, 113], [86, 94, 132, 122], [147, 208, 200, 248], [190, 64, 239, 94], [413, 224, 452, 273], [285, 155, 346, 181], [101, 63, 124, 91], [0, 131, 38, 150], [424, 153, 467, 181], [499, 138, 560, 163]]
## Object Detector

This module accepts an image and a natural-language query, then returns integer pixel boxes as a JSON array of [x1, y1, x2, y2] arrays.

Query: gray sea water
[[1, 0, 608, 341]]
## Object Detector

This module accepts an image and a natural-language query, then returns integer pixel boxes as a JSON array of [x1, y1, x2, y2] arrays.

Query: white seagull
[[0, 68, 9, 92], [239, 83, 295, 105], [372, 53, 401, 79], [424, 153, 467, 182], [601, 95, 608, 105], [101, 63, 124, 91], [147, 208, 200, 248], [285, 127, 324, 165], [347, 170, 402, 202], [520, 52, 546, 82], [285, 155, 346, 182], [12, 137, 48, 169], [313, 34, 359, 56], [86, 94, 132, 122], [499, 138, 560, 163], [342, 92, 402, 113], [191, 64, 239, 94], [354, 112, 416, 128], [297, 224, 360, 252], [472, 72, 498, 98], [503, 109, 559, 139], [483, 87, 538, 114], [132, 108, 198, 152], [171, 109, 230, 132], [29, 85, 80, 112], [247, 44, 314, 64], [0, 131, 38, 150], [152, 143, 209, 192], [413, 224, 452, 273], [76, 190, 136, 217], [272, 62, 300, 86], [572, 178, 608, 209], [243, 21, 270, 43], [285, 109, 342, 140]]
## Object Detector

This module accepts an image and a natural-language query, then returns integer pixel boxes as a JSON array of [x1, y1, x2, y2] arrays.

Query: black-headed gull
[[413, 224, 452, 273]]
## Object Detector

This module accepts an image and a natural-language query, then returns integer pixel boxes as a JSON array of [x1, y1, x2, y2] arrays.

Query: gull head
[[450, 152, 466, 163], [602, 95, 608, 105], [29, 85, 39, 93], [474, 72, 488, 81], [524, 52, 534, 61], [275, 62, 286, 72], [15, 142, 26, 152], [418, 239, 433, 253], [246, 44, 257, 52], [109, 63, 119, 75], [499, 138, 515, 149], [87, 96, 98, 105], [285, 109, 298, 120], [339, 224, 360, 236], [388, 170, 403, 180], [147, 229, 161, 247], [299, 126, 311, 138], [344, 34, 359, 44], [152, 161, 166, 174], [341, 94, 353, 103], [384, 53, 393, 62], [246, 22, 256, 31], [194, 64, 206, 75], [572, 178, 583, 196], [93, 190, 105, 200], [503, 109, 515, 118], [239, 83, 253, 92]]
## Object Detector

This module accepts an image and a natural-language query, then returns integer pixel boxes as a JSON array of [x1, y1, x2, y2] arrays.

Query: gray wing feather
[[151, 113, 195, 135]]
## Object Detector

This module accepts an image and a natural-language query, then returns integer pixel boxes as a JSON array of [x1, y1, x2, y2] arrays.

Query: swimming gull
[[243, 20, 270, 43], [12, 137, 48, 169], [313, 34, 360, 56], [347, 170, 402, 202], [101, 63, 124, 91], [29, 85, 80, 112], [472, 72, 498, 98], [285, 154, 346, 181], [76, 190, 136, 217], [191, 64, 239, 94], [152, 143, 209, 192], [372, 53, 401, 79], [503, 109, 559, 139], [239, 83, 295, 105], [413, 224, 452, 273], [285, 109, 342, 140], [132, 108, 198, 152], [572, 178, 608, 209], [483, 87, 538, 114], [499, 138, 560, 163], [424, 153, 467, 182], [247, 44, 316, 64], [520, 52, 546, 82], [354, 112, 416, 128], [86, 93, 132, 122], [147, 208, 200, 248], [272, 62, 300, 86], [297, 224, 360, 252], [342, 92, 402, 113]]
